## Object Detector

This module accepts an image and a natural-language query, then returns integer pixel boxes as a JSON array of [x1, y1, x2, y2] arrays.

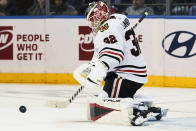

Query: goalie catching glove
[[74, 57, 108, 88], [87, 59, 108, 86]]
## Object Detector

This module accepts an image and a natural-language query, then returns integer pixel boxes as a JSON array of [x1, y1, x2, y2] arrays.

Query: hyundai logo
[[162, 31, 196, 58]]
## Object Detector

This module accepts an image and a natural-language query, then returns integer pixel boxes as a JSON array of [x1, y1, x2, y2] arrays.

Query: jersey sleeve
[[98, 43, 124, 71]]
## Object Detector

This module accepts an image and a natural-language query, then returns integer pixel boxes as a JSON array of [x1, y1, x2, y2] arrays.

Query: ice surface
[[0, 84, 196, 131]]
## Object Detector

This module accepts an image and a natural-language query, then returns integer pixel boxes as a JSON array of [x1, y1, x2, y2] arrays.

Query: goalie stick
[[46, 64, 89, 108], [132, 12, 148, 29], [46, 85, 85, 108], [46, 12, 148, 108]]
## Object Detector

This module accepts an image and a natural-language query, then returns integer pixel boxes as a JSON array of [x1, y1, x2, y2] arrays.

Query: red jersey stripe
[[116, 69, 147, 73], [99, 51, 124, 61], [113, 77, 121, 98]]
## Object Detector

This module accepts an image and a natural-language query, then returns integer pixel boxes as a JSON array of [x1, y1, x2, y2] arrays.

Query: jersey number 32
[[103, 29, 141, 57]]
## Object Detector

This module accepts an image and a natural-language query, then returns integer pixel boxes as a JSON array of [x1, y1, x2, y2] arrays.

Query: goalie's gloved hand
[[86, 59, 108, 87], [81, 66, 91, 77], [80, 52, 98, 77], [87, 67, 106, 85]]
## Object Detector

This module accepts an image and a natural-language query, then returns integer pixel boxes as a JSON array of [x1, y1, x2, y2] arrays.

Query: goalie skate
[[147, 107, 168, 121], [131, 109, 159, 126]]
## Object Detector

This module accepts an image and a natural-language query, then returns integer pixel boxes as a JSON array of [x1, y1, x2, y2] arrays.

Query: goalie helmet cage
[[102, 0, 111, 15]]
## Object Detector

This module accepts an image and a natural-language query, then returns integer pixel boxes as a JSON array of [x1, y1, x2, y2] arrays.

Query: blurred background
[[0, 0, 196, 16]]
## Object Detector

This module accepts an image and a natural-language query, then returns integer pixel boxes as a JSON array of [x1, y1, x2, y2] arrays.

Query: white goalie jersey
[[93, 14, 148, 84]]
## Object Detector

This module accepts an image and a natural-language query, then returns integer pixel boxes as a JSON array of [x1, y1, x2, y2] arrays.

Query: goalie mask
[[85, 1, 109, 34]]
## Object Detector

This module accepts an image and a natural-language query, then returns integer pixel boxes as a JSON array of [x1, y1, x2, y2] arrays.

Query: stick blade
[[45, 100, 69, 108]]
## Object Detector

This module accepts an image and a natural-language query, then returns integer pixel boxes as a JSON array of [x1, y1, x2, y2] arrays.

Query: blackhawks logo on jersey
[[98, 23, 109, 32]]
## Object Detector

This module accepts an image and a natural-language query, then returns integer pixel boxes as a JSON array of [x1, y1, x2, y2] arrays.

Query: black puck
[[19, 105, 27, 113]]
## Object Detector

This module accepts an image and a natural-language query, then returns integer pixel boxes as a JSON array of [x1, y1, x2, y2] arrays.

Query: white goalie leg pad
[[98, 90, 109, 98], [87, 98, 134, 126], [133, 94, 155, 108]]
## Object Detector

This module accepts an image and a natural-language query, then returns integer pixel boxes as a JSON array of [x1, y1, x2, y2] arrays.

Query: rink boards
[[0, 16, 195, 88]]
